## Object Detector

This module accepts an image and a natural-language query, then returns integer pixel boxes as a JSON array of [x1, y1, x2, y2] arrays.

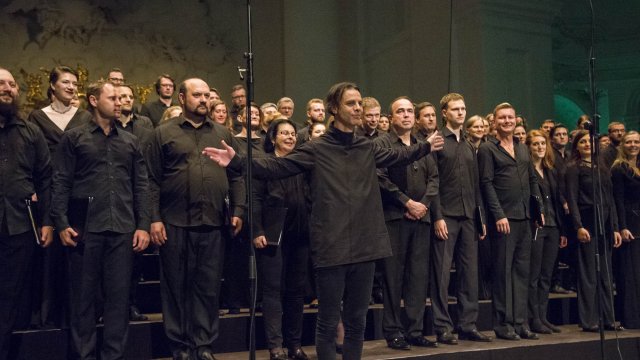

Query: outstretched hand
[[427, 130, 444, 151], [202, 140, 236, 167]]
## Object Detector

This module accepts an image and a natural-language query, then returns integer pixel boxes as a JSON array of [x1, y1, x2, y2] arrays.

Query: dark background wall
[[1, 0, 638, 130]]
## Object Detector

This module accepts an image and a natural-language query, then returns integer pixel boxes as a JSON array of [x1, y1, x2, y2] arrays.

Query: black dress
[[612, 162, 640, 328]]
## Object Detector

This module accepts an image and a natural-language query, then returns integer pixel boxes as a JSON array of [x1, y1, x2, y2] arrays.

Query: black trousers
[[67, 231, 133, 360], [490, 219, 531, 335], [528, 226, 560, 324], [0, 231, 34, 360], [431, 216, 479, 333], [256, 232, 309, 350], [576, 210, 615, 329], [619, 238, 640, 328], [29, 236, 67, 328], [315, 261, 375, 360], [382, 219, 429, 340], [160, 224, 224, 353]]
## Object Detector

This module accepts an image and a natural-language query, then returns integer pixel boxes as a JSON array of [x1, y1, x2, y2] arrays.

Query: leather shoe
[[437, 331, 458, 345], [407, 336, 438, 348], [387, 337, 411, 350], [457, 329, 493, 342], [495, 331, 520, 340], [269, 350, 287, 360], [197, 348, 217, 360], [530, 321, 552, 334], [583, 325, 599, 332], [542, 319, 561, 333], [172, 349, 190, 360], [605, 324, 624, 331], [129, 306, 148, 321], [550, 284, 571, 294], [518, 329, 539, 340], [287, 347, 309, 360]]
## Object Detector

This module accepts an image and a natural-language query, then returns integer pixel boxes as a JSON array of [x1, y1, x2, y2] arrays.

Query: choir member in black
[[253, 119, 310, 360], [203, 82, 444, 360], [601, 122, 626, 168], [148, 78, 245, 360], [525, 130, 567, 334], [51, 80, 150, 360], [549, 124, 574, 294], [139, 74, 177, 127], [430, 94, 492, 344], [611, 131, 640, 329], [115, 84, 155, 322], [0, 68, 53, 360], [565, 130, 622, 332], [27, 66, 91, 329], [478, 102, 543, 341], [376, 97, 439, 350], [222, 103, 263, 315]]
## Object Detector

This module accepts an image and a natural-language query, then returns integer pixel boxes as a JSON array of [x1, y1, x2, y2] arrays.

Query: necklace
[[50, 103, 73, 114]]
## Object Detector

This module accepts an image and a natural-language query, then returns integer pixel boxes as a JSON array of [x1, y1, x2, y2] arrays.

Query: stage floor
[[203, 326, 639, 360]]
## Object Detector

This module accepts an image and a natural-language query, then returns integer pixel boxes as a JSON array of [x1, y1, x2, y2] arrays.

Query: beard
[[0, 95, 19, 118]]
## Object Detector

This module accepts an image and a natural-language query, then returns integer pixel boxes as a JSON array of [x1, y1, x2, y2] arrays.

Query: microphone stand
[[238, 1, 257, 359], [586, 2, 611, 359]]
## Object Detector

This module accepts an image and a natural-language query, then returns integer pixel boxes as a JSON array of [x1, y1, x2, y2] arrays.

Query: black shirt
[[115, 113, 154, 147], [0, 115, 52, 235], [612, 162, 640, 235], [478, 136, 541, 221], [375, 132, 438, 223], [565, 161, 618, 232], [430, 127, 482, 220], [140, 99, 176, 127], [147, 117, 245, 227], [51, 121, 150, 233]]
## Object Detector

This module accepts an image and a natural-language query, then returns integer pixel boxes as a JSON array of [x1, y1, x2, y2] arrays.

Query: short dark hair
[[49, 66, 78, 85], [231, 84, 245, 93], [325, 82, 359, 117], [85, 80, 110, 113], [550, 123, 568, 138], [264, 118, 297, 153], [155, 74, 175, 95]]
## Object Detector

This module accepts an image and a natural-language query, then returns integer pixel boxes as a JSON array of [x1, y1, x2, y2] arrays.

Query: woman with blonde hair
[[611, 130, 640, 328], [209, 100, 234, 133], [464, 115, 486, 151], [160, 105, 182, 124]]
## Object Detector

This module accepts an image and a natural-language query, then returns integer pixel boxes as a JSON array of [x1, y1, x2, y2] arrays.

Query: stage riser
[[10, 297, 581, 359]]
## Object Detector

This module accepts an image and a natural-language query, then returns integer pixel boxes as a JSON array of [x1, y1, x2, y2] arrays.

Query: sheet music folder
[[68, 196, 94, 243], [263, 207, 288, 246]]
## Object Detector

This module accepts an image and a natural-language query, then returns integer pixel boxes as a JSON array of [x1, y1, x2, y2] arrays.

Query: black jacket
[[229, 124, 434, 268], [611, 162, 640, 235]]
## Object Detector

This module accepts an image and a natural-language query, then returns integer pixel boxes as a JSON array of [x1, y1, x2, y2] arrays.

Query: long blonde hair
[[612, 130, 640, 177]]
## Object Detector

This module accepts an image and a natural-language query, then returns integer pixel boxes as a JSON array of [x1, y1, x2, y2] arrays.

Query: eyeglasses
[[278, 130, 296, 137]]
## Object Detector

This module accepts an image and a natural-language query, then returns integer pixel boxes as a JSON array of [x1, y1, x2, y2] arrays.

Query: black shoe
[[436, 331, 458, 345], [530, 321, 552, 334], [372, 288, 384, 304], [541, 319, 561, 333], [604, 324, 624, 331], [518, 329, 539, 340], [197, 348, 217, 360], [457, 329, 493, 342], [407, 336, 438, 348], [287, 347, 309, 360], [129, 306, 148, 321], [387, 337, 411, 350], [583, 325, 599, 332], [172, 349, 190, 360], [269, 350, 287, 360], [550, 285, 571, 294], [495, 331, 520, 340]]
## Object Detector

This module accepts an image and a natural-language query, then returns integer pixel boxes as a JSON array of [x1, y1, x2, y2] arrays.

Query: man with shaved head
[[148, 78, 245, 360]]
